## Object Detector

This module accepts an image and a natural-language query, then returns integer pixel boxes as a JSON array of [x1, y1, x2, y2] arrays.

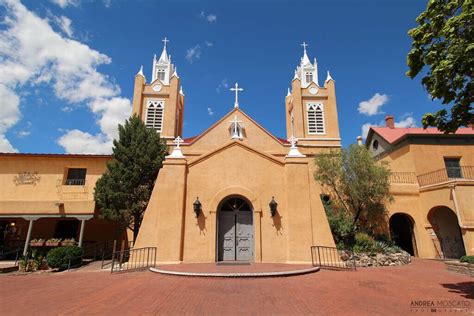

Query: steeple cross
[[229, 115, 243, 139], [162, 37, 169, 48], [288, 135, 298, 148], [301, 41, 308, 52], [230, 82, 243, 108], [173, 136, 183, 149]]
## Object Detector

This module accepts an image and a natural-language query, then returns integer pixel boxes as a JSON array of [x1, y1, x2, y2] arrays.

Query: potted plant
[[45, 238, 61, 247], [29, 238, 45, 247], [61, 238, 76, 246]]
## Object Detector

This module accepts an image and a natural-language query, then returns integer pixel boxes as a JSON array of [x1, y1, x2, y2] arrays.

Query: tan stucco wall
[[0, 155, 109, 215], [379, 140, 474, 258]]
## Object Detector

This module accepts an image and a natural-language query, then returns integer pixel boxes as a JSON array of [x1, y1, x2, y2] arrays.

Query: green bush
[[353, 233, 376, 253], [321, 196, 355, 249], [46, 246, 83, 270], [459, 255, 474, 264]]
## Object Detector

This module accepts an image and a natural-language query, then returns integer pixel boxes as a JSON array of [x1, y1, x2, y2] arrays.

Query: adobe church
[[132, 41, 339, 263]]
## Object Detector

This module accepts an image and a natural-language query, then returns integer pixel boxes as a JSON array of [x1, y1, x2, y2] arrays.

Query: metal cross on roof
[[173, 136, 183, 149], [162, 37, 169, 48], [301, 41, 308, 52], [230, 82, 243, 108]]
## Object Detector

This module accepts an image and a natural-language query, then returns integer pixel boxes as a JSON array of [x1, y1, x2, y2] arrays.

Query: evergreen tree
[[407, 0, 473, 132], [94, 116, 167, 241], [314, 145, 393, 238]]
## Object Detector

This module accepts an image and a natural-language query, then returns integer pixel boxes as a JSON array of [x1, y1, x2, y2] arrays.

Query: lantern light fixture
[[269, 196, 278, 217], [193, 197, 202, 218]]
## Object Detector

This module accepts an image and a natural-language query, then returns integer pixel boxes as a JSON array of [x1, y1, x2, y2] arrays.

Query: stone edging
[[149, 266, 320, 278], [445, 261, 474, 277]]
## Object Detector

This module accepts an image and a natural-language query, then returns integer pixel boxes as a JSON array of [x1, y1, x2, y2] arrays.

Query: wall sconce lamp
[[269, 196, 278, 217], [193, 197, 202, 218]]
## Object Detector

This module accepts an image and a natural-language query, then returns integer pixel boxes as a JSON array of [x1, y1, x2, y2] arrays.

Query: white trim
[[0, 214, 94, 220], [299, 137, 341, 141], [306, 102, 325, 135], [145, 99, 165, 132]]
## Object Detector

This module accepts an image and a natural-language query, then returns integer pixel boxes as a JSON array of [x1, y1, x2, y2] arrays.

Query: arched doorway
[[428, 206, 466, 259], [217, 196, 254, 262], [389, 213, 417, 256]]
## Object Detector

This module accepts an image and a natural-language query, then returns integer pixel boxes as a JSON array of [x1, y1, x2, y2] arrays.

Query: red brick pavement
[[0, 259, 472, 315]]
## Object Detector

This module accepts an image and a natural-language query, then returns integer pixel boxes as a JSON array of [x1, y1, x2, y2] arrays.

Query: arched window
[[157, 69, 166, 81], [307, 103, 325, 134], [305, 72, 313, 83], [145, 100, 165, 132]]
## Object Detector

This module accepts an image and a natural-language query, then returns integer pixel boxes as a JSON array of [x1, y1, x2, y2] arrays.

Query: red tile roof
[[371, 127, 474, 144]]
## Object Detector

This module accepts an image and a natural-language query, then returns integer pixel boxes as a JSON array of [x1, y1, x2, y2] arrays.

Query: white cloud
[[0, 0, 131, 153], [61, 106, 73, 112], [58, 129, 111, 154], [185, 45, 202, 64], [216, 78, 228, 93], [205, 41, 213, 47], [395, 116, 417, 128], [50, 0, 80, 8], [16, 130, 30, 138], [207, 107, 214, 116], [361, 115, 417, 139], [0, 84, 20, 152], [53, 15, 73, 38], [199, 11, 217, 23], [358, 93, 389, 116], [206, 14, 217, 23]]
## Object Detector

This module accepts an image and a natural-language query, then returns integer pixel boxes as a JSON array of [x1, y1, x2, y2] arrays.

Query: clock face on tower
[[152, 84, 162, 92], [309, 87, 319, 95]]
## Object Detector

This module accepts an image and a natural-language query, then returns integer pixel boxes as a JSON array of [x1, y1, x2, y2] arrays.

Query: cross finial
[[173, 136, 183, 149], [301, 41, 308, 52], [230, 82, 244, 108], [162, 37, 169, 48], [288, 135, 298, 148]]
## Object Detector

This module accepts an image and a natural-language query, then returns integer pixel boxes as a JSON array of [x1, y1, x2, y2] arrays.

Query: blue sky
[[0, 0, 438, 154]]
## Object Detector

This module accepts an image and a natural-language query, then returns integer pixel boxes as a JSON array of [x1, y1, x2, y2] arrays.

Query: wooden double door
[[217, 198, 254, 262]]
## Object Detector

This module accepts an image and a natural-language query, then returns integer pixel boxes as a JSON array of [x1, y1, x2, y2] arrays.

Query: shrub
[[19, 249, 44, 272], [321, 196, 355, 249], [353, 233, 376, 253], [46, 246, 83, 270], [459, 255, 474, 264]]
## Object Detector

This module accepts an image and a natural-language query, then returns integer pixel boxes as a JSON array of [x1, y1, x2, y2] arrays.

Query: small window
[[444, 158, 462, 178], [307, 103, 325, 134], [65, 168, 86, 185], [305, 72, 313, 83], [157, 69, 165, 81], [146, 100, 165, 132], [372, 140, 379, 150]]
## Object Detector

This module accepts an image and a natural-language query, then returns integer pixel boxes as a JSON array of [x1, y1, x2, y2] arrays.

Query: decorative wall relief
[[14, 172, 41, 185]]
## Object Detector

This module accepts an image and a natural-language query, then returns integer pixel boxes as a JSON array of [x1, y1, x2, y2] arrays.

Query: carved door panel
[[218, 212, 236, 261], [236, 211, 253, 261]]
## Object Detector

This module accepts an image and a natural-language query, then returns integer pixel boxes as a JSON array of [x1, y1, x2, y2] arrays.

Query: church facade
[[132, 42, 339, 263]]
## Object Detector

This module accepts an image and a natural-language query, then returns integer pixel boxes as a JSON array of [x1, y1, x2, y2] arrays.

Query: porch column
[[78, 219, 86, 247], [23, 219, 35, 256]]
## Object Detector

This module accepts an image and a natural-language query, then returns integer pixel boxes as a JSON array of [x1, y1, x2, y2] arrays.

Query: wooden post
[[119, 240, 125, 269], [23, 219, 35, 257], [78, 219, 86, 247]]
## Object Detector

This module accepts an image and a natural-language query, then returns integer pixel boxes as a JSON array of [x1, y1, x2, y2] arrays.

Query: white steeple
[[325, 70, 334, 83], [151, 37, 175, 85], [136, 65, 145, 78], [294, 42, 319, 87]]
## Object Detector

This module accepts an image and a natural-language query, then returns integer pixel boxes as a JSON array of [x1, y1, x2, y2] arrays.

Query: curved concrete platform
[[150, 263, 320, 278]]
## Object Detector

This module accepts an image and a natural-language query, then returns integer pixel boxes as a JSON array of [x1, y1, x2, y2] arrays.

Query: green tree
[[406, 0, 473, 132], [314, 145, 392, 239], [94, 116, 167, 241]]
